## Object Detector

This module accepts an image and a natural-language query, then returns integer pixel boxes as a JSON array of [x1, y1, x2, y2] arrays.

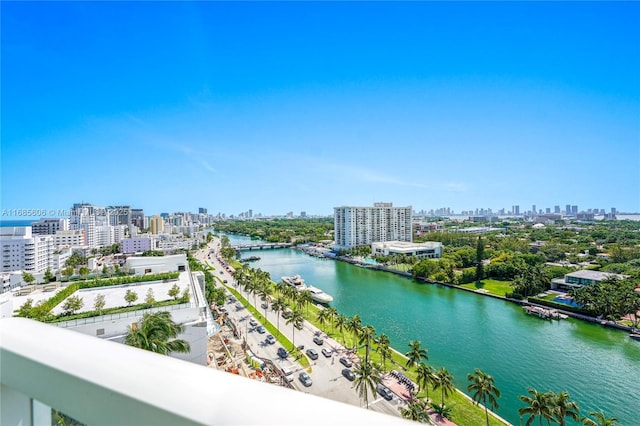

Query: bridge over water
[[233, 243, 293, 251]]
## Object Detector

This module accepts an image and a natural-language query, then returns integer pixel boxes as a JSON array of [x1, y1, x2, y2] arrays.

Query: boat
[[523, 306, 566, 320], [282, 275, 307, 291], [282, 275, 334, 304], [630, 333, 640, 341], [306, 285, 334, 304]]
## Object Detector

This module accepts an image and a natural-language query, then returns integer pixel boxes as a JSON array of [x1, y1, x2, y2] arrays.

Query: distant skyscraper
[[150, 215, 164, 234], [514, 205, 520, 215], [566, 204, 571, 214], [131, 209, 144, 229], [554, 205, 560, 214], [546, 208, 551, 214], [572, 205, 578, 215], [532, 205, 536, 216], [198, 207, 207, 214], [334, 202, 412, 250], [300, 211, 307, 218], [611, 207, 617, 215]]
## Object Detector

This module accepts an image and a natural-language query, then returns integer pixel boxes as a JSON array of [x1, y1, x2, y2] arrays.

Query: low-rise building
[[121, 237, 152, 254], [551, 270, 626, 290], [371, 240, 442, 259]]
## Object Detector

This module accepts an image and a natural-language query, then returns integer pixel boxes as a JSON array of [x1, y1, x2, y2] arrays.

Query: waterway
[[220, 234, 640, 425]]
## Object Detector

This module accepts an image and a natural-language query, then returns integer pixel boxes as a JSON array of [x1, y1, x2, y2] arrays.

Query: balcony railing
[[1, 318, 410, 425]]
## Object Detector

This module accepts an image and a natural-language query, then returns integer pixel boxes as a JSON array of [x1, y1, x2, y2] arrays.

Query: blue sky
[[2, 2, 639, 217]]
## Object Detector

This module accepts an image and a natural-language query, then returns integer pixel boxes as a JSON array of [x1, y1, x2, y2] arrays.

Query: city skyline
[[2, 2, 639, 217]]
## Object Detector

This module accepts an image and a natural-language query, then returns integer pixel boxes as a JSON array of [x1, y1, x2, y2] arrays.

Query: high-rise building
[[150, 216, 164, 235], [334, 202, 412, 250], [514, 205, 520, 215], [108, 206, 131, 227], [31, 218, 69, 235], [572, 205, 578, 215], [566, 204, 571, 215], [131, 209, 145, 229], [554, 205, 560, 214], [1, 227, 53, 273], [532, 205, 536, 216], [198, 207, 207, 214], [70, 203, 98, 248]]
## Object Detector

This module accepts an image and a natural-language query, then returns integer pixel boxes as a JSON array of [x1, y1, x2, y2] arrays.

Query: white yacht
[[282, 275, 333, 304], [282, 275, 307, 291], [306, 285, 334, 304]]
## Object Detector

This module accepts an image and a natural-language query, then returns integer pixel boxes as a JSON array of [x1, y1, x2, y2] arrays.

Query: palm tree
[[258, 285, 272, 319], [416, 362, 435, 401], [359, 324, 376, 365], [335, 313, 347, 344], [299, 289, 312, 316], [551, 391, 580, 426], [405, 340, 428, 368], [125, 311, 190, 355], [353, 361, 380, 409], [317, 307, 330, 330], [433, 367, 454, 407], [326, 307, 338, 333], [286, 308, 304, 350], [467, 369, 501, 426], [581, 410, 619, 426], [399, 398, 429, 422], [375, 333, 391, 370], [271, 297, 286, 335], [518, 388, 554, 426], [346, 314, 363, 349]]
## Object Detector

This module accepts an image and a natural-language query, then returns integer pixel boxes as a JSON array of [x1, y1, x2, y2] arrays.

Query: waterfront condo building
[[334, 202, 412, 250]]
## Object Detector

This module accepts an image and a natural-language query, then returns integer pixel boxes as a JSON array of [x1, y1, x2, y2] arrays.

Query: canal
[[221, 234, 640, 425]]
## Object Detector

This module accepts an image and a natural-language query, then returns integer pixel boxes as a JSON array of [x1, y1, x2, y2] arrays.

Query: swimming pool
[[552, 296, 581, 308]]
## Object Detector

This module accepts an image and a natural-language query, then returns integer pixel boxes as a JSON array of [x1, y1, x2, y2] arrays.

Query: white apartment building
[[70, 204, 97, 248], [31, 218, 69, 235], [334, 202, 412, 250], [121, 237, 152, 254], [53, 230, 86, 248], [94, 224, 127, 247], [1, 227, 53, 273]]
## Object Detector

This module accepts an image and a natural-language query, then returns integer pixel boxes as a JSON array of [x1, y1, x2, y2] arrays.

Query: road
[[194, 240, 405, 419]]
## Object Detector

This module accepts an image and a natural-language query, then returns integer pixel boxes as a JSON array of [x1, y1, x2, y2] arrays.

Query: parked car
[[266, 335, 276, 345], [256, 326, 266, 334], [249, 319, 258, 327], [299, 372, 313, 387], [321, 348, 332, 358], [235, 302, 243, 310], [377, 384, 394, 401], [277, 347, 288, 358], [339, 357, 353, 368], [306, 348, 319, 360], [342, 368, 356, 381], [313, 337, 324, 345], [260, 302, 269, 309]]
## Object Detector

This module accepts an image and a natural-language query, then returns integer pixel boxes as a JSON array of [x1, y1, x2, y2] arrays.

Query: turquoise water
[[221, 235, 640, 424]]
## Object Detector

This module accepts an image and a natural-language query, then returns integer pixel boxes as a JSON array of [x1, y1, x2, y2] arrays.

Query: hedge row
[[30, 283, 80, 320], [77, 272, 180, 289], [48, 297, 188, 323], [18, 272, 182, 320]]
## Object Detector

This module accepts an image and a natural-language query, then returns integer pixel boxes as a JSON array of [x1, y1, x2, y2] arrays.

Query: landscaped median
[[223, 284, 311, 369]]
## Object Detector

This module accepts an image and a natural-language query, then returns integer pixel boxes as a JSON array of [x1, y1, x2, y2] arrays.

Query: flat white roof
[[566, 270, 624, 280]]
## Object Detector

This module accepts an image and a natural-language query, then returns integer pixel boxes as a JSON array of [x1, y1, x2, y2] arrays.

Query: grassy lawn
[[459, 279, 512, 297]]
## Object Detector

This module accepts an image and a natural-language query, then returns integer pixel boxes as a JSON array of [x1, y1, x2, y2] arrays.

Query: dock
[[523, 305, 568, 320]]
